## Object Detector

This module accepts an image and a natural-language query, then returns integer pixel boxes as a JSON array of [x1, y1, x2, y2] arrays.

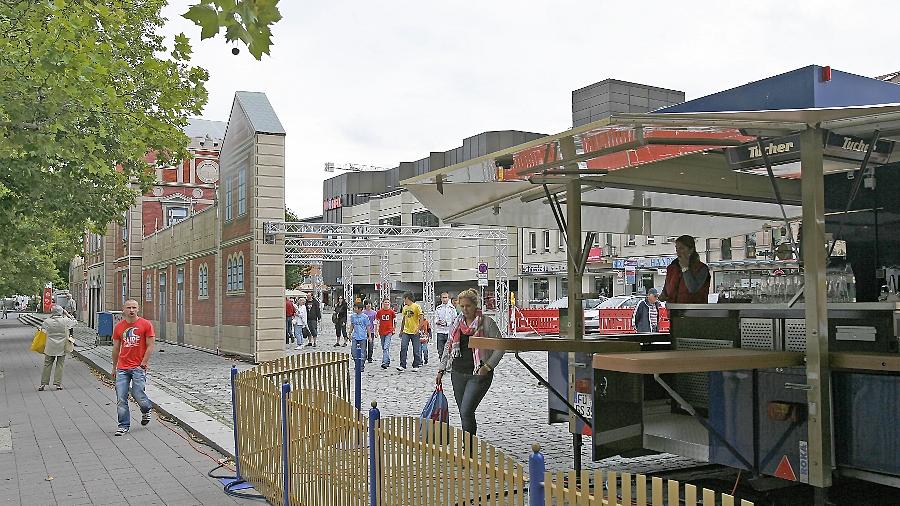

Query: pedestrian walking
[[2, 303, 8, 319], [37, 305, 76, 391], [362, 300, 377, 363], [111, 299, 155, 436], [292, 296, 308, 349], [333, 296, 348, 346], [65, 298, 77, 319], [396, 292, 424, 372], [434, 292, 457, 361], [435, 288, 506, 437], [305, 293, 321, 347], [374, 298, 396, 369], [285, 297, 296, 345], [632, 288, 662, 333], [349, 303, 372, 368], [419, 317, 432, 365]]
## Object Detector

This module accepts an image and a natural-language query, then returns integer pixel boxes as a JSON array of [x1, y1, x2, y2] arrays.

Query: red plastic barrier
[[513, 306, 669, 335], [514, 308, 560, 334]]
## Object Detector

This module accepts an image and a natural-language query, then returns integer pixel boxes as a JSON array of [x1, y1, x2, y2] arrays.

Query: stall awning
[[402, 65, 900, 236]]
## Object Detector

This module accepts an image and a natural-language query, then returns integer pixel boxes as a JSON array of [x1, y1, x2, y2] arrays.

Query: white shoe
[[295, 345, 303, 350], [411, 367, 420, 372], [396, 366, 405, 372]]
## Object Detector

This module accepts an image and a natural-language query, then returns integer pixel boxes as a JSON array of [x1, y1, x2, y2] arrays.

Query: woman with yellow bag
[[37, 305, 76, 391]]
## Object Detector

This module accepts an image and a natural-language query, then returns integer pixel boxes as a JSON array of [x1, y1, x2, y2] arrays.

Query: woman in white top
[[292, 298, 308, 350], [38, 305, 76, 390]]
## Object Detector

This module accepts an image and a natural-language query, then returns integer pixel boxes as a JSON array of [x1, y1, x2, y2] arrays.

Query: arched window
[[226, 256, 234, 292], [198, 264, 209, 298], [237, 254, 244, 291], [145, 276, 152, 302]]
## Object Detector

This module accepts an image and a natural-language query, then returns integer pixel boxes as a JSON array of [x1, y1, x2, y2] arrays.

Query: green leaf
[[183, 4, 220, 40]]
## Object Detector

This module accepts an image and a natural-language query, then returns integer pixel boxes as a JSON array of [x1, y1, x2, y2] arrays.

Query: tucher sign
[[726, 132, 893, 171]]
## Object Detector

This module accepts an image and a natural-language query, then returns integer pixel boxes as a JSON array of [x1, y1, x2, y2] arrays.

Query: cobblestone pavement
[[0, 316, 257, 506], [66, 311, 700, 474]]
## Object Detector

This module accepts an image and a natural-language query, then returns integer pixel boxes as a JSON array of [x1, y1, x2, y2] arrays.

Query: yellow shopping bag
[[30, 329, 47, 353]]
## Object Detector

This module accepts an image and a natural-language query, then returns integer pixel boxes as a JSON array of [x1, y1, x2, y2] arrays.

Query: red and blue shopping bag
[[420, 385, 449, 424]]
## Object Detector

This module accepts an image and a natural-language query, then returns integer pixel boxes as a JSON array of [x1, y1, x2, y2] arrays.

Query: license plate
[[574, 391, 593, 420]]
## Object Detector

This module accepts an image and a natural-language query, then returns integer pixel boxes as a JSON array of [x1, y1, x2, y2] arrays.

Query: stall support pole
[[565, 172, 585, 473], [800, 127, 833, 495]]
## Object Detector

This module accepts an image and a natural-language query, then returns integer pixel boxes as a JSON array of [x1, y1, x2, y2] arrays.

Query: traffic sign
[[478, 262, 488, 274], [478, 277, 488, 287]]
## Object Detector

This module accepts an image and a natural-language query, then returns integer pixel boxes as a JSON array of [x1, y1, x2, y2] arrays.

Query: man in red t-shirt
[[111, 299, 156, 436], [374, 298, 397, 369]]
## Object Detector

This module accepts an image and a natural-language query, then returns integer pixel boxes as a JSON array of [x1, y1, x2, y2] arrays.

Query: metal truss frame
[[267, 221, 511, 334]]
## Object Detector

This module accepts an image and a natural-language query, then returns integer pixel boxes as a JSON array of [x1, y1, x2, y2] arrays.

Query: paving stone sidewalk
[[0, 316, 259, 506], [62, 310, 699, 476]]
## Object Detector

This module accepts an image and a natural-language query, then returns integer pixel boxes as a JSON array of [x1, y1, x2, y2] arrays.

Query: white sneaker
[[411, 367, 420, 372], [295, 345, 303, 350], [396, 366, 405, 372]]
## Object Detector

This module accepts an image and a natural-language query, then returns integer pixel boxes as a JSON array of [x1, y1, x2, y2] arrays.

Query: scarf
[[446, 310, 483, 374]]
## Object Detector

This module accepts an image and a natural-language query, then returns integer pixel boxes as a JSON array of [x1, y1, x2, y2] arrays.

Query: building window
[[166, 206, 188, 227], [411, 210, 439, 227], [121, 272, 128, 306], [646, 236, 656, 245], [198, 264, 209, 298], [530, 277, 549, 304], [746, 234, 757, 259], [529, 232, 536, 254], [145, 276, 152, 302], [626, 235, 636, 247], [237, 255, 244, 291], [224, 177, 233, 221], [543, 230, 550, 253], [721, 238, 733, 260], [379, 215, 401, 227], [121, 211, 128, 241], [237, 169, 247, 216], [665, 236, 677, 243], [558, 231, 566, 251], [593, 233, 600, 247]]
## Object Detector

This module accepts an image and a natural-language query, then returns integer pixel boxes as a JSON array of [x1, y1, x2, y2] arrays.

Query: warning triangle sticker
[[774, 455, 797, 481]]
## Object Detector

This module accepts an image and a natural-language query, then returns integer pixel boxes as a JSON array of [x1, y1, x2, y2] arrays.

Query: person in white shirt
[[434, 292, 458, 361], [292, 297, 308, 350]]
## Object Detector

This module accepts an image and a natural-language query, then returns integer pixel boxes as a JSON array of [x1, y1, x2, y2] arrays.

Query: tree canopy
[[0, 0, 209, 295], [183, 0, 282, 60]]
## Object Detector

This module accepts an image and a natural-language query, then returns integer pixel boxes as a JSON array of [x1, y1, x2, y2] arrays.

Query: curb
[[71, 347, 237, 460]]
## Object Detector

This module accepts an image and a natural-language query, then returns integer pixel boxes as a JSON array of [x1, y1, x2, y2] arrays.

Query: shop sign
[[613, 256, 674, 269], [586, 247, 603, 263], [323, 196, 343, 211], [521, 263, 567, 275], [726, 132, 893, 171], [625, 266, 637, 285]]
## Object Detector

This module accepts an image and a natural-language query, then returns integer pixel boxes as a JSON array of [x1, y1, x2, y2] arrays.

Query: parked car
[[546, 296, 606, 310], [584, 295, 644, 333]]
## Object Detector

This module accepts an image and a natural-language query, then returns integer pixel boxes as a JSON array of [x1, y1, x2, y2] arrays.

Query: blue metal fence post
[[354, 343, 363, 411], [529, 443, 546, 506], [230, 366, 241, 479], [281, 382, 291, 506], [368, 401, 381, 506]]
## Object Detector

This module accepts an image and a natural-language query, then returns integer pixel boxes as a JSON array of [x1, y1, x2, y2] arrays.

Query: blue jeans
[[450, 371, 494, 436], [286, 317, 294, 343], [380, 334, 391, 366], [116, 368, 152, 429], [436, 332, 449, 360], [352, 340, 366, 369], [399, 333, 422, 369], [420, 340, 429, 363], [292, 323, 305, 346]]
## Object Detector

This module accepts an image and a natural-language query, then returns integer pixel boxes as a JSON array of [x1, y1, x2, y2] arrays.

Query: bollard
[[230, 366, 241, 479], [368, 401, 381, 506], [354, 343, 363, 412], [529, 443, 546, 506], [281, 382, 291, 506]]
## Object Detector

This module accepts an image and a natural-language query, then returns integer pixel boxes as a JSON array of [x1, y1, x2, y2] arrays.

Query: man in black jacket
[[304, 294, 322, 347], [632, 288, 662, 333]]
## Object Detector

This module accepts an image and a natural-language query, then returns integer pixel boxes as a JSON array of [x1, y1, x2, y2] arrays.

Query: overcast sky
[[161, 0, 898, 219]]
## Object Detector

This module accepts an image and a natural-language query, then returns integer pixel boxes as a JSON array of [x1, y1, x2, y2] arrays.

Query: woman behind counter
[[660, 235, 710, 304]]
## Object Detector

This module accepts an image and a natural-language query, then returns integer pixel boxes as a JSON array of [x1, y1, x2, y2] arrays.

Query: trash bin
[[97, 311, 123, 344]]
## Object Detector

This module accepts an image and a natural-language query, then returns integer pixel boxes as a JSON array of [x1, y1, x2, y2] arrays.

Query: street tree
[[0, 0, 208, 294], [285, 207, 311, 288]]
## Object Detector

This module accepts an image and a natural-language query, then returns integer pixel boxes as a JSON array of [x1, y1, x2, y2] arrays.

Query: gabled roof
[[660, 65, 900, 114], [233, 91, 285, 135], [184, 118, 227, 139]]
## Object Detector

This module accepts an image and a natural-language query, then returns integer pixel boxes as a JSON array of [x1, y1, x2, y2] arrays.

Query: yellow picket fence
[[374, 416, 527, 505], [233, 351, 755, 506], [544, 470, 754, 506]]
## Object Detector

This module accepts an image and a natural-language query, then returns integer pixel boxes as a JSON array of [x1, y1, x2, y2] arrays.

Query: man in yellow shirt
[[396, 292, 424, 372]]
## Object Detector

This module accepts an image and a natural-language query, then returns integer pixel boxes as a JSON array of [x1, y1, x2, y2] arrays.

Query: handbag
[[30, 329, 47, 353], [65, 336, 76, 354], [420, 385, 449, 424], [302, 326, 311, 339]]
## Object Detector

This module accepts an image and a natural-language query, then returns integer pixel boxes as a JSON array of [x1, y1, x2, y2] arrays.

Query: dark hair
[[675, 235, 696, 252], [403, 292, 414, 302], [354, 302, 364, 310]]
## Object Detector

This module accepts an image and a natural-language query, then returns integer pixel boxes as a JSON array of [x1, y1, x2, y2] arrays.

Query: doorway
[[176, 267, 185, 345], [158, 272, 167, 342]]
